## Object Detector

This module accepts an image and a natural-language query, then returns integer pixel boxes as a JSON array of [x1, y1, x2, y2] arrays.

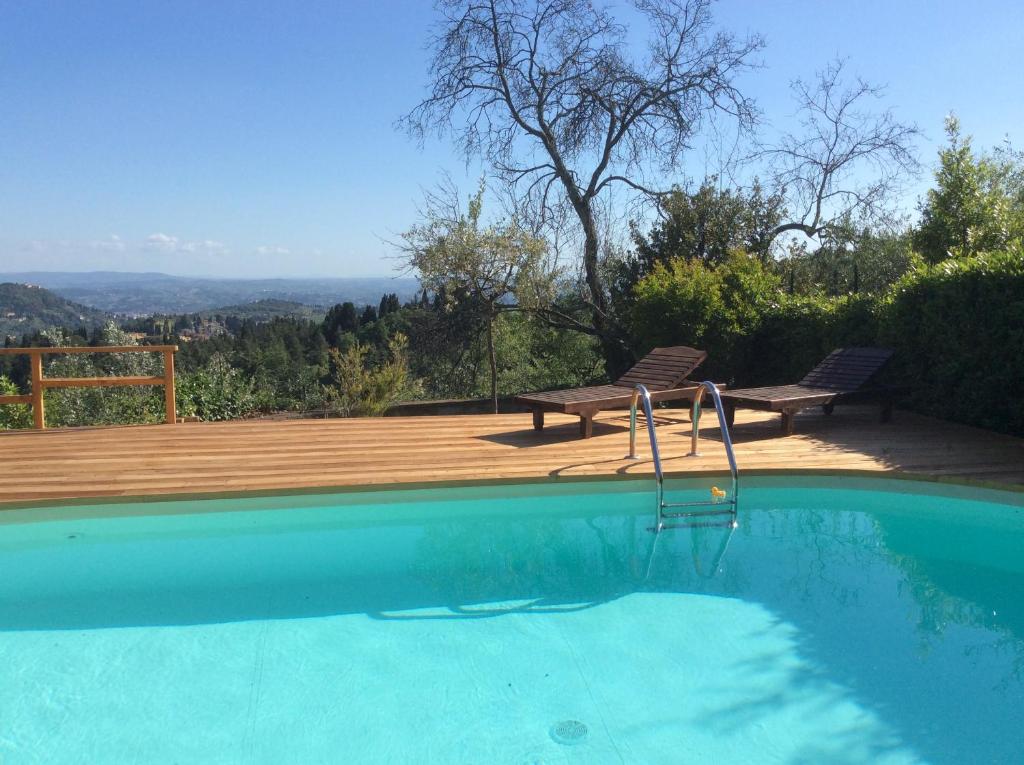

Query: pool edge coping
[[2, 467, 1022, 513]]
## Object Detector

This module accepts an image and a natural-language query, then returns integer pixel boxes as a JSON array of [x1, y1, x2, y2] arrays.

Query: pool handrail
[[689, 381, 740, 506], [627, 384, 665, 512], [628, 382, 739, 531]]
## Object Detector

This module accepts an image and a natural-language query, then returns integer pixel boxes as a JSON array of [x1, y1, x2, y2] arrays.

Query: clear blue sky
[[1, 0, 1020, 278]]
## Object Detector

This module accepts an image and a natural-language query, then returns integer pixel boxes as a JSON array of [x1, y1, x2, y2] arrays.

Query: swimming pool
[[1, 475, 1022, 764]]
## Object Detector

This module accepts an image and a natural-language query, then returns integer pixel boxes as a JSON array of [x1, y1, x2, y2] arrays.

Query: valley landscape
[[0, 271, 420, 316]]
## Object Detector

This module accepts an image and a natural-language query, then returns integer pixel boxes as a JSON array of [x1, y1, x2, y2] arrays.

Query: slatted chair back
[[613, 346, 707, 392], [798, 347, 894, 392]]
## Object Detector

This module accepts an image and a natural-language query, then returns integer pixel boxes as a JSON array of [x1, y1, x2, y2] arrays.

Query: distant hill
[[0, 272, 421, 315], [196, 299, 327, 322], [0, 283, 111, 339]]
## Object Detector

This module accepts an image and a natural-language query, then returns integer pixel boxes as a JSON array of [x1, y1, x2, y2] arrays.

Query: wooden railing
[[0, 345, 178, 429]]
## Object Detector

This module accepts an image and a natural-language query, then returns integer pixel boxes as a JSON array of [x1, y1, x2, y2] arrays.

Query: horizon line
[[0, 269, 416, 281]]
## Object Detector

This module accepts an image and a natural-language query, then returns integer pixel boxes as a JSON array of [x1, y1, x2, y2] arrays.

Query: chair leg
[[724, 402, 736, 427], [822, 402, 835, 415], [781, 410, 796, 435], [532, 408, 544, 431], [579, 412, 594, 438]]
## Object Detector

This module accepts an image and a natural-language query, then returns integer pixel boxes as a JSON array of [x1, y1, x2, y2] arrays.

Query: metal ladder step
[[662, 500, 737, 509], [628, 381, 740, 532], [654, 519, 738, 532], [662, 508, 736, 518]]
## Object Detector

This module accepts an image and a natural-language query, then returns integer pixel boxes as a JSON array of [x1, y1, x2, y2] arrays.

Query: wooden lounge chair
[[718, 347, 899, 434], [515, 346, 708, 438]]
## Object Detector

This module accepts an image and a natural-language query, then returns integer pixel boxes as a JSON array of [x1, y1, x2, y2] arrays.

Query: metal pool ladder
[[627, 382, 739, 532]]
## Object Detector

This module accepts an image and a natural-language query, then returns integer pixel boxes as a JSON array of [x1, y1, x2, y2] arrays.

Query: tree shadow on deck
[[674, 403, 1024, 485], [474, 404, 1023, 486], [476, 411, 689, 448]]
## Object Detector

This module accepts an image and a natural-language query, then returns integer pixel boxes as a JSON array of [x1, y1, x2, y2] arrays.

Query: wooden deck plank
[[1, 405, 1022, 506]]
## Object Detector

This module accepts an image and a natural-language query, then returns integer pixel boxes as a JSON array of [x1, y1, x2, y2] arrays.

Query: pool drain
[[549, 720, 588, 746]]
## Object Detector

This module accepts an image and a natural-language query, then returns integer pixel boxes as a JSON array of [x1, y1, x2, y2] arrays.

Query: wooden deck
[[2, 405, 1023, 506]]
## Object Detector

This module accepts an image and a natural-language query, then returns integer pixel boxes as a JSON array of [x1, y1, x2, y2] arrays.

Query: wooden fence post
[[30, 350, 44, 430], [0, 345, 178, 430], [163, 349, 176, 425]]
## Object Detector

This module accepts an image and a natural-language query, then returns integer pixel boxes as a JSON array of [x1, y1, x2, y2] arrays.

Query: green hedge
[[739, 295, 880, 386], [880, 247, 1024, 435], [628, 252, 881, 385], [628, 245, 1024, 436]]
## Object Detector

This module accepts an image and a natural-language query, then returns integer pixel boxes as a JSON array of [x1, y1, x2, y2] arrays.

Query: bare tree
[[761, 60, 920, 244], [401, 0, 762, 368]]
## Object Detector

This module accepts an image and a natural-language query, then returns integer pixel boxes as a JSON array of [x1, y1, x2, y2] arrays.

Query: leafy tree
[[914, 116, 1020, 262], [618, 179, 784, 305], [488, 311, 603, 396], [992, 141, 1024, 214], [323, 302, 359, 346], [776, 222, 915, 296], [378, 293, 401, 317], [400, 182, 549, 412], [360, 304, 379, 325], [400, 288, 489, 398]]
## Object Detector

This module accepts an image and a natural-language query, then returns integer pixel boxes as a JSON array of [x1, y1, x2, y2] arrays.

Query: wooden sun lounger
[[515, 345, 708, 438], [718, 347, 902, 434]]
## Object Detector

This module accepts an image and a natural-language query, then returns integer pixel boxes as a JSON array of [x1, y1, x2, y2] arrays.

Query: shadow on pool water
[[1, 497, 1022, 764]]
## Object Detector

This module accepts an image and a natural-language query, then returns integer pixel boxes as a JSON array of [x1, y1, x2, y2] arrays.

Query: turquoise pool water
[[0, 476, 1022, 764]]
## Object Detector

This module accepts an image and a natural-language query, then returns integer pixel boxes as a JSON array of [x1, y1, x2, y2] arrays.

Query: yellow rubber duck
[[711, 486, 728, 500]]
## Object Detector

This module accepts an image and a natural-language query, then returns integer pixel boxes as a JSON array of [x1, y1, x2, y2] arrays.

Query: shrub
[[879, 246, 1024, 435], [324, 333, 419, 417], [0, 375, 32, 430], [629, 251, 781, 381], [176, 353, 257, 421]]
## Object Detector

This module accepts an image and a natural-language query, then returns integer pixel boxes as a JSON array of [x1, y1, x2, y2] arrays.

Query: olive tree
[[400, 181, 549, 412], [401, 0, 762, 370]]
